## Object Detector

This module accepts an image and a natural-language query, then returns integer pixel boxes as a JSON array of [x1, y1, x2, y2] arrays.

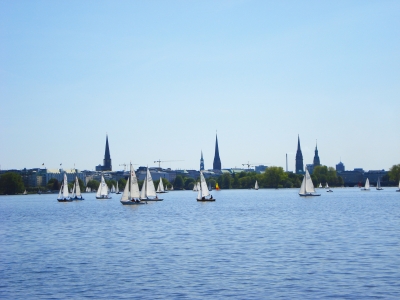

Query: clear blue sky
[[1, 0, 399, 172]]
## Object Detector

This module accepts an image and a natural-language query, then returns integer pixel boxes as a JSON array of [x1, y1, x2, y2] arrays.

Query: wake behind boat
[[121, 163, 146, 205], [140, 168, 163, 201], [197, 171, 215, 201], [299, 169, 320, 197]]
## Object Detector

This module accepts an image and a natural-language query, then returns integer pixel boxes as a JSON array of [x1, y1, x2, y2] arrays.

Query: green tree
[[184, 178, 195, 190], [87, 180, 100, 191], [173, 175, 184, 190], [389, 164, 400, 183], [0, 172, 25, 195], [219, 173, 232, 189], [263, 166, 287, 188], [47, 178, 60, 191], [118, 178, 127, 190]]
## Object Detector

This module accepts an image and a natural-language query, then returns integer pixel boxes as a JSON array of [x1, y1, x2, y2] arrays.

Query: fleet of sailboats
[[197, 171, 215, 201], [57, 173, 72, 202], [361, 178, 370, 191], [96, 175, 112, 199], [299, 169, 320, 196], [140, 168, 162, 201], [120, 164, 145, 205]]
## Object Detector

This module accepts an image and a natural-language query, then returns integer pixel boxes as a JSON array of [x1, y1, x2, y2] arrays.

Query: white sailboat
[[318, 183, 322, 188], [72, 176, 84, 200], [197, 171, 215, 201], [156, 178, 167, 193], [23, 190, 27, 195], [396, 180, 400, 192], [121, 163, 145, 205], [361, 178, 370, 191], [376, 177, 383, 190], [299, 169, 320, 196], [193, 182, 199, 192], [96, 175, 111, 199], [325, 182, 333, 192], [140, 168, 162, 201], [255, 180, 259, 190], [116, 182, 121, 194], [57, 173, 72, 201]]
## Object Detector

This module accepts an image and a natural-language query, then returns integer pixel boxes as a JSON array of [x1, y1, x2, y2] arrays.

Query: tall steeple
[[103, 134, 112, 171], [200, 150, 204, 171], [213, 133, 221, 171], [295, 135, 304, 174], [313, 140, 320, 167]]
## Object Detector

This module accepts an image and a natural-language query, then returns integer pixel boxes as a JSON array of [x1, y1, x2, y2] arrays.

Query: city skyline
[[1, 1, 399, 172]]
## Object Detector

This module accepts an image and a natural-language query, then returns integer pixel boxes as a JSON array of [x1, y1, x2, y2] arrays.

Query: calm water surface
[[1, 188, 400, 299]]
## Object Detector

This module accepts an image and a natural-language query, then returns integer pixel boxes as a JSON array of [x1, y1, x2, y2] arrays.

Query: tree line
[[1, 164, 400, 194]]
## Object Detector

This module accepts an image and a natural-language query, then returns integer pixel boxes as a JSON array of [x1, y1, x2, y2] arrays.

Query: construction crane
[[242, 162, 267, 171], [154, 159, 184, 168], [119, 164, 127, 171]]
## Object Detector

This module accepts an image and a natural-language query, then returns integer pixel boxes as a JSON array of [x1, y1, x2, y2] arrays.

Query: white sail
[[75, 177, 81, 197], [193, 182, 199, 191], [364, 178, 370, 190], [62, 173, 69, 198], [121, 176, 130, 201], [377, 177, 381, 189], [325, 182, 329, 189], [116, 182, 119, 193], [130, 164, 141, 198], [97, 175, 109, 197], [58, 183, 63, 199], [140, 173, 147, 199], [199, 172, 210, 198], [71, 182, 76, 198], [146, 168, 157, 197], [319, 183, 322, 188], [157, 178, 165, 193], [255, 180, 259, 190], [299, 169, 316, 195]]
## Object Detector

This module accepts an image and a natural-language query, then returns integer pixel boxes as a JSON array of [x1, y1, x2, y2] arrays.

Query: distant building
[[337, 169, 364, 186], [336, 161, 345, 172], [295, 135, 304, 174], [213, 133, 222, 171], [364, 170, 388, 184], [255, 165, 268, 173], [200, 151, 204, 171], [313, 141, 320, 167], [96, 135, 112, 171]]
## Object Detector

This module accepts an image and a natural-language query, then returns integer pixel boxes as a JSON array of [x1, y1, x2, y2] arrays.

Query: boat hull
[[197, 198, 216, 201], [141, 198, 163, 201], [299, 193, 321, 197], [120, 201, 146, 205], [57, 198, 72, 202], [96, 196, 112, 199], [72, 196, 84, 200]]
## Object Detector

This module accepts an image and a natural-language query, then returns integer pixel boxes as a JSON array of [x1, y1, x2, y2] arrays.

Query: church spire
[[295, 134, 303, 174], [103, 134, 112, 171], [213, 133, 221, 171], [313, 140, 320, 167], [200, 150, 204, 171]]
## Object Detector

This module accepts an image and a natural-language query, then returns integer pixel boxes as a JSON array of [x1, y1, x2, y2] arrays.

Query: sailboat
[[215, 183, 220, 190], [96, 175, 112, 199], [376, 177, 383, 190], [361, 178, 370, 191], [193, 182, 199, 192], [325, 182, 333, 192], [140, 168, 163, 201], [23, 190, 27, 195], [396, 180, 400, 192], [197, 171, 215, 201], [156, 178, 167, 193], [121, 164, 146, 205], [254, 180, 259, 190], [72, 176, 84, 200], [57, 173, 72, 202], [318, 183, 322, 188], [299, 169, 320, 196], [116, 182, 121, 194], [208, 181, 212, 191]]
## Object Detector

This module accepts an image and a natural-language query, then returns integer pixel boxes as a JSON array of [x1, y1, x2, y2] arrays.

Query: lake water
[[1, 188, 400, 299]]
